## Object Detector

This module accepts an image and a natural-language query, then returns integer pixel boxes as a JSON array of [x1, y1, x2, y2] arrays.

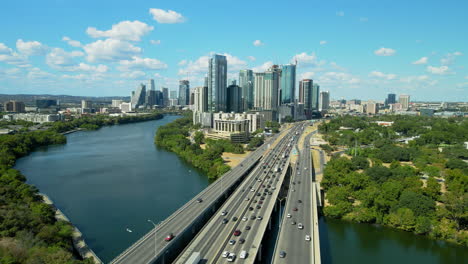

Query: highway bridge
[[111, 122, 323, 264]]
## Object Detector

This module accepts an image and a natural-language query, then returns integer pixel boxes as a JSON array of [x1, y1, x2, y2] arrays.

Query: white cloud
[[412, 57, 428, 65], [178, 60, 187, 66], [300, 71, 315, 80], [120, 70, 146, 80], [149, 8, 185, 24], [359, 17, 368, 22], [46, 48, 108, 73], [247, 56, 256, 61], [222, 53, 247, 72], [84, 39, 141, 62], [253, 61, 273, 72], [178, 53, 246, 76], [329, 62, 346, 71], [441, 51, 463, 65], [319, 40, 327, 45], [319, 72, 360, 85], [427, 65, 450, 75], [150, 40, 161, 45], [0, 67, 22, 78], [374, 47, 396, 56], [27, 67, 54, 79], [0, 46, 30, 67], [62, 36, 82, 47], [86, 20, 154, 41], [253, 40, 264, 47], [336, 11, 345, 16], [0, 43, 12, 54], [16, 39, 48, 56], [400, 75, 429, 83], [61, 74, 87, 80], [291, 52, 325, 67], [369, 71, 397, 80], [118, 56, 168, 71]]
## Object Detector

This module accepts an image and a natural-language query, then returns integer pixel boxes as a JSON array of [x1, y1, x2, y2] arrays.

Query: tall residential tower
[[208, 54, 227, 112]]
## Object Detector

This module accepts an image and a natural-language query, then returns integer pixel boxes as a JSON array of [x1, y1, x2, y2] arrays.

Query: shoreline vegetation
[[0, 112, 163, 263], [318, 115, 467, 247], [154, 112, 265, 180]]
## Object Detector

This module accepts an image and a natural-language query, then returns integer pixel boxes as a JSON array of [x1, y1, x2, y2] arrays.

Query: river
[[14, 116, 467, 263]]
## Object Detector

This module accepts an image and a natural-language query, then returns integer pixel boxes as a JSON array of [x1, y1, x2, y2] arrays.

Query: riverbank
[[40, 194, 103, 264]]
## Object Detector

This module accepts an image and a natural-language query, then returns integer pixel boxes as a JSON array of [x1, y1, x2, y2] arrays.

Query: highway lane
[[111, 132, 285, 264], [174, 124, 302, 263], [273, 127, 318, 264]]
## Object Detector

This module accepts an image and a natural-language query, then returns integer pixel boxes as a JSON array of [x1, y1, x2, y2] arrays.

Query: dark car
[[222, 218, 229, 224], [239, 238, 245, 244], [245, 225, 251, 230], [256, 193, 261, 196], [298, 200, 302, 203], [259, 201, 263, 204], [249, 206, 254, 211], [293, 207, 298, 211], [279, 251, 286, 258], [196, 198, 203, 203], [233, 230, 241, 236], [232, 217, 238, 221], [256, 205, 262, 209], [260, 196, 265, 200], [251, 215, 256, 220]]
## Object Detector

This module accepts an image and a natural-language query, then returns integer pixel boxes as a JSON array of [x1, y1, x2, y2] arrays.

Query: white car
[[245, 197, 250, 201], [227, 253, 236, 262], [221, 211, 228, 216], [298, 223, 304, 229], [305, 235, 311, 241], [242, 216, 248, 221], [240, 250, 248, 259], [222, 251, 230, 258], [287, 213, 292, 218]]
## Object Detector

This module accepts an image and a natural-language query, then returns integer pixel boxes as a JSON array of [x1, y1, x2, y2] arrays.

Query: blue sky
[[0, 0, 467, 101]]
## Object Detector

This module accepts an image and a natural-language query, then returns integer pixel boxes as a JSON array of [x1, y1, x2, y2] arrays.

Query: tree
[[365, 166, 392, 183], [415, 216, 432, 234], [396, 190, 435, 217], [424, 177, 441, 201], [194, 131, 204, 145], [351, 156, 369, 170], [385, 208, 416, 231]]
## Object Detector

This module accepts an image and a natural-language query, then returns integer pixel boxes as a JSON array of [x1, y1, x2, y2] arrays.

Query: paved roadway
[[272, 126, 319, 264], [111, 130, 288, 264], [174, 124, 303, 264]]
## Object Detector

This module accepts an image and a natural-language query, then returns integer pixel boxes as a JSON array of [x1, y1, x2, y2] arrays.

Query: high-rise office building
[[146, 89, 156, 106], [399, 94, 410, 110], [299, 79, 313, 110], [312, 83, 320, 111], [227, 80, 243, 113], [387, 93, 396, 105], [366, 101, 379, 115], [131, 84, 146, 109], [36, 99, 57, 108], [81, 100, 92, 109], [239, 69, 254, 110], [253, 65, 280, 111], [194, 86, 208, 112], [162, 87, 169, 107], [5, 101, 25, 113], [280, 64, 296, 105], [170, 90, 177, 100], [319, 91, 330, 111], [155, 90, 164, 106], [208, 54, 227, 112], [148, 79, 155, 91], [178, 80, 190, 106]]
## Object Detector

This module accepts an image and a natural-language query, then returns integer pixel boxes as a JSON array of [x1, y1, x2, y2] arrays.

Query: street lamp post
[[147, 219, 158, 258]]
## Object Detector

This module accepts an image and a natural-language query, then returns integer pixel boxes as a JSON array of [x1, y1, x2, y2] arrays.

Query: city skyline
[[0, 0, 467, 101]]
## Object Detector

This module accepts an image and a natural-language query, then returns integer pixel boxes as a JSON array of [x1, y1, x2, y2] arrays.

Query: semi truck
[[185, 252, 200, 264]]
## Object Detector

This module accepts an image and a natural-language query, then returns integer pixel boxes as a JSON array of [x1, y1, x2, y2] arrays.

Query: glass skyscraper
[[178, 80, 190, 106], [312, 83, 320, 111], [239, 69, 254, 110], [208, 54, 227, 112], [280, 64, 296, 104]]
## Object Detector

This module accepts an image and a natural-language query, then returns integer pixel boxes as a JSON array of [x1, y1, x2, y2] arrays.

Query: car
[[227, 253, 236, 262], [262, 185, 265, 187], [245, 225, 251, 230], [249, 207, 254, 211], [293, 207, 298, 211], [250, 188, 255, 192], [222, 251, 230, 258], [259, 201, 263, 204], [240, 250, 248, 259], [298, 200, 302, 203], [279, 251, 286, 258], [272, 187, 276, 190], [298, 223, 304, 229], [164, 233, 174, 241], [256, 193, 261, 196], [291, 221, 296, 225], [268, 192, 272, 195], [260, 196, 265, 200], [304, 167, 307, 170], [196, 198, 203, 203], [245, 197, 250, 201], [253, 200, 257, 203], [242, 216, 248, 221], [222, 218, 229, 224], [251, 215, 256, 220], [232, 217, 238, 221], [239, 238, 245, 244], [257, 216, 263, 220], [256, 205, 262, 209], [233, 230, 241, 236], [287, 213, 292, 218], [305, 235, 311, 241], [298, 181, 301, 184], [229, 239, 236, 245], [292, 181, 295, 185], [221, 211, 228, 216], [292, 189, 296, 192], [242, 189, 245, 192]]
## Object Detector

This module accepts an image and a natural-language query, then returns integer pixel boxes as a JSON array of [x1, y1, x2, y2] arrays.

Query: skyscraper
[[239, 69, 254, 110], [131, 84, 146, 109], [299, 79, 313, 110], [148, 79, 155, 91], [162, 87, 169, 107], [194, 86, 208, 112], [178, 80, 190, 106], [312, 83, 320, 111], [227, 80, 242, 113], [319, 91, 330, 111], [253, 65, 280, 111], [387, 93, 396, 105], [280, 64, 296, 105], [208, 54, 227, 112], [170, 90, 177, 100], [5, 101, 25, 113], [399, 94, 410, 110]]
